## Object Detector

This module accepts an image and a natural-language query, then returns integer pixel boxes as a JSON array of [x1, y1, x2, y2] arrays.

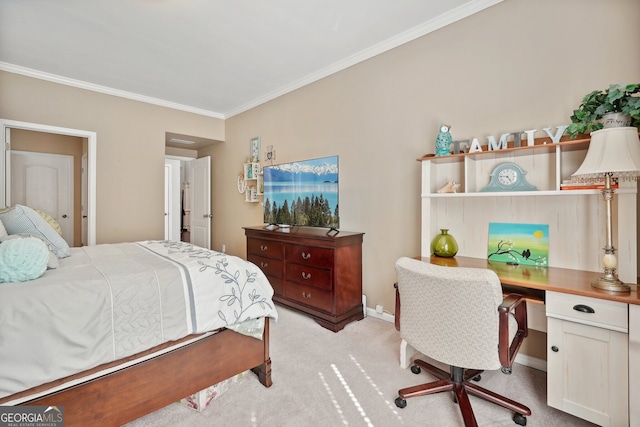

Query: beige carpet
[[125, 306, 596, 426]]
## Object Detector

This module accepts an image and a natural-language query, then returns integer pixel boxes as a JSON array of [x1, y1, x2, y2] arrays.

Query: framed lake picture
[[487, 222, 549, 266]]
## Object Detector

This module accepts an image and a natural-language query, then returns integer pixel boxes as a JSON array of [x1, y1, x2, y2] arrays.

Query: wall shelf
[[242, 162, 262, 202], [420, 136, 596, 196], [425, 188, 637, 198], [417, 136, 590, 162]]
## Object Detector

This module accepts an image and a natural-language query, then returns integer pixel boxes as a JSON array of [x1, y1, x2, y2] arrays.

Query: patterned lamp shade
[[573, 127, 640, 179]]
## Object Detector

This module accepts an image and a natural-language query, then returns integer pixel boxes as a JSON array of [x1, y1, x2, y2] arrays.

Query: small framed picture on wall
[[250, 137, 261, 162]]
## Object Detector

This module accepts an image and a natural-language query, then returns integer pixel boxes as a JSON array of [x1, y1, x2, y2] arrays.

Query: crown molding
[[225, 0, 503, 117], [0, 62, 225, 120]]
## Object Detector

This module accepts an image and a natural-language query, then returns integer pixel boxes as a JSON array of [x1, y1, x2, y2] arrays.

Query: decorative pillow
[[34, 208, 63, 236], [0, 205, 71, 258], [0, 233, 60, 269], [0, 236, 49, 283], [0, 218, 7, 240]]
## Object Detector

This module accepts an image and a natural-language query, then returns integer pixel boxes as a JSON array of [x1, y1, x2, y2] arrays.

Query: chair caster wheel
[[395, 397, 407, 408], [472, 375, 481, 382], [501, 366, 512, 375], [513, 413, 527, 426], [410, 365, 421, 375]]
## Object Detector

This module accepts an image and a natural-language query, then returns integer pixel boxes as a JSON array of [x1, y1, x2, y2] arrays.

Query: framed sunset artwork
[[487, 222, 549, 266]]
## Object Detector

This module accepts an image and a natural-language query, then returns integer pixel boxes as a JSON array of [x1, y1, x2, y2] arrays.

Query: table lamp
[[572, 126, 640, 292]]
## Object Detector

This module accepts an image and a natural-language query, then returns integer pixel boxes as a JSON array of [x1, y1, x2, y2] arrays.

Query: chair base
[[397, 359, 531, 427]]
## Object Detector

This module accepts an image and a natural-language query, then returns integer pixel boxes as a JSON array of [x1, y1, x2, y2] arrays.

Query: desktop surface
[[423, 255, 640, 306]]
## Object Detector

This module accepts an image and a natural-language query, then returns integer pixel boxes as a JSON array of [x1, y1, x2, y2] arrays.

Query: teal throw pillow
[[0, 236, 50, 283]]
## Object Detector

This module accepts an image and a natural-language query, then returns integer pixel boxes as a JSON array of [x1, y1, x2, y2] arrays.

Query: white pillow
[[0, 205, 71, 258], [0, 218, 7, 240]]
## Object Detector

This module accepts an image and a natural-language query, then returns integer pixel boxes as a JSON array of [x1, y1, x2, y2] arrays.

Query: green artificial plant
[[566, 83, 640, 139]]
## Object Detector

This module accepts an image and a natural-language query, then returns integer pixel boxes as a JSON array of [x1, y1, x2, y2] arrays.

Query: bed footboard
[[17, 318, 271, 426]]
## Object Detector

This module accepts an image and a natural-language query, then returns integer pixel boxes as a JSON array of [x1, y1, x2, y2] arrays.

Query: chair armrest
[[394, 282, 400, 331], [498, 293, 528, 368]]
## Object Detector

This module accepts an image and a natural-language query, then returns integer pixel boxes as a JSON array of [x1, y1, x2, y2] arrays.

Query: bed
[[0, 238, 278, 426]]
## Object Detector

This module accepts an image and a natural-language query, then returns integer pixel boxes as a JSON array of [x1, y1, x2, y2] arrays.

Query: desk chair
[[394, 257, 531, 427]]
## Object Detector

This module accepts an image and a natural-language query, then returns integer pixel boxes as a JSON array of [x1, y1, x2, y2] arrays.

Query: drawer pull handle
[[302, 291, 312, 299], [260, 262, 268, 268], [260, 245, 268, 251], [302, 272, 312, 280], [551, 346, 559, 352], [573, 304, 595, 314], [302, 252, 311, 260]]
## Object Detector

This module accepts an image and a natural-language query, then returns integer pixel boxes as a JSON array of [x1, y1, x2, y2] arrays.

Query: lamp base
[[591, 276, 631, 292]]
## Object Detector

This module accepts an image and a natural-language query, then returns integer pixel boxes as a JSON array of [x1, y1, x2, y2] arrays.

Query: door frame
[[164, 158, 181, 241], [1, 119, 97, 246]]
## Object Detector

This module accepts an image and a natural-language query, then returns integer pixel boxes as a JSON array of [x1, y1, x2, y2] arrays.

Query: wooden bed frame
[[0, 319, 271, 426]]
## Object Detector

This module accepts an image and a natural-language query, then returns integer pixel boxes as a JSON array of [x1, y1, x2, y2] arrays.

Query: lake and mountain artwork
[[263, 155, 339, 229]]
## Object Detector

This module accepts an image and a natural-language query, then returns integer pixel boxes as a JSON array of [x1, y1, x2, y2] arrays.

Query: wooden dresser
[[244, 226, 364, 332]]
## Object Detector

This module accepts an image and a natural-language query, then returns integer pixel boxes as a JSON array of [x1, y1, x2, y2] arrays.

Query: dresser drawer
[[546, 291, 628, 332], [268, 277, 284, 297], [248, 254, 283, 280], [285, 244, 333, 268], [285, 283, 332, 312], [247, 238, 283, 259], [285, 263, 332, 291]]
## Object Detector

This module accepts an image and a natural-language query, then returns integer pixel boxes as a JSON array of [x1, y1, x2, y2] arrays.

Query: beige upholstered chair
[[394, 257, 531, 427]]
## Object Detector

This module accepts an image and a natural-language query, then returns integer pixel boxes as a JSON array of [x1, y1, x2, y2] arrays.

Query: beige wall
[[0, 72, 225, 244], [224, 0, 640, 314], [1, 0, 639, 317]]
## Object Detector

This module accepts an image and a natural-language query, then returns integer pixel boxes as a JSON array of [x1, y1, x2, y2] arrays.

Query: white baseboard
[[365, 306, 395, 323], [515, 353, 547, 372]]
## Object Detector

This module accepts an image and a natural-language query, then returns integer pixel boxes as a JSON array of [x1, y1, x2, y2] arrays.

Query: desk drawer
[[546, 291, 628, 332]]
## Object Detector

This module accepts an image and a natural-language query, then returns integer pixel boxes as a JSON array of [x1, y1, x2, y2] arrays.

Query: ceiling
[[0, 0, 500, 120]]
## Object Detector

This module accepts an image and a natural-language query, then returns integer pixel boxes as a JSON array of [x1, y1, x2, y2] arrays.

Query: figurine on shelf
[[437, 181, 460, 193], [435, 124, 453, 156]]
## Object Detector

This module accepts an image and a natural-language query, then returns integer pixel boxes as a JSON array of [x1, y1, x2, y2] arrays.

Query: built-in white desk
[[395, 256, 640, 426]]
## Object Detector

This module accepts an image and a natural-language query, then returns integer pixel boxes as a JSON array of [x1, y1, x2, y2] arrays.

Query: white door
[[190, 156, 211, 249], [11, 150, 74, 245], [164, 159, 181, 241]]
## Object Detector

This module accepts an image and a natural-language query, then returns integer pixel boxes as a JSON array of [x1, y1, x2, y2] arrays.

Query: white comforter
[[0, 240, 278, 398]]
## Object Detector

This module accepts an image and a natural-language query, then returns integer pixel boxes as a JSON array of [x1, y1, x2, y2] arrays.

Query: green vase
[[431, 229, 458, 257]]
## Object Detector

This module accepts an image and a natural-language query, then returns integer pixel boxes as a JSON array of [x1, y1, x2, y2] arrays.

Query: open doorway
[[164, 155, 211, 249]]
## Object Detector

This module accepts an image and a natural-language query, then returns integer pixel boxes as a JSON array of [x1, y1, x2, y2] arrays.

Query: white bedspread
[[0, 240, 277, 398]]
